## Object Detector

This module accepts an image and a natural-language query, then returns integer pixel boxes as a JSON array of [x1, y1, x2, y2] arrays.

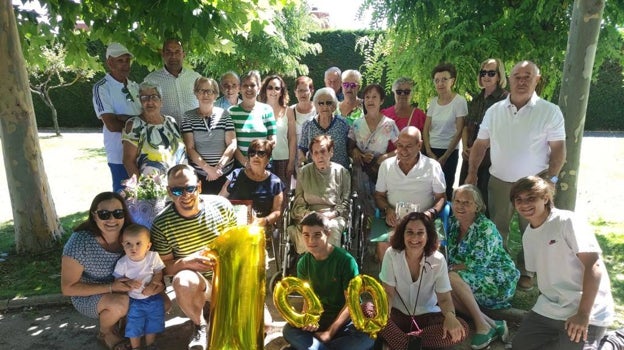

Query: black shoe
[[188, 323, 207, 350]]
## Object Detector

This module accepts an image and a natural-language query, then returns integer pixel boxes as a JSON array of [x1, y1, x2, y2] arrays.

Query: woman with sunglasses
[[349, 84, 400, 216], [259, 75, 295, 191], [337, 69, 364, 126], [227, 70, 276, 168], [382, 77, 427, 134], [298, 87, 350, 169], [375, 212, 468, 349], [219, 139, 285, 228], [458, 59, 508, 210], [182, 76, 237, 195], [62, 192, 164, 350], [424, 63, 468, 199], [122, 82, 185, 179]]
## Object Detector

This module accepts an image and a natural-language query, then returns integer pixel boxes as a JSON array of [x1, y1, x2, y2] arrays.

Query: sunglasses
[[266, 85, 282, 91], [342, 82, 358, 89], [248, 150, 268, 158], [395, 89, 411, 96], [480, 70, 497, 78], [121, 86, 135, 102], [170, 185, 198, 197], [95, 209, 125, 220], [317, 100, 334, 106], [139, 94, 161, 102]]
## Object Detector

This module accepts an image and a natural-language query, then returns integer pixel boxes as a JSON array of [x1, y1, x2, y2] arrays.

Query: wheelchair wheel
[[269, 271, 283, 295]]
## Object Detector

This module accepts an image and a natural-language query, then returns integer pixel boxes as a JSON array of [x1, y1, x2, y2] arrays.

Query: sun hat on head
[[106, 43, 133, 58]]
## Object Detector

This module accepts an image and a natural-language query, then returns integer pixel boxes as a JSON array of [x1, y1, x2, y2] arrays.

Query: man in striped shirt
[[151, 164, 236, 350]]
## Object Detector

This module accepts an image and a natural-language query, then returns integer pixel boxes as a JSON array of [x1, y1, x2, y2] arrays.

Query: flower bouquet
[[120, 172, 168, 228]]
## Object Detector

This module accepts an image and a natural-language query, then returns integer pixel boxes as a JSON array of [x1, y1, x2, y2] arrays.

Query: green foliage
[[192, 2, 322, 77], [359, 0, 624, 107], [586, 60, 624, 130]]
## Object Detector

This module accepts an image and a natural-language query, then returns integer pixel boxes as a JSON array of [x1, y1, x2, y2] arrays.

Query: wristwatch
[[550, 175, 559, 184]]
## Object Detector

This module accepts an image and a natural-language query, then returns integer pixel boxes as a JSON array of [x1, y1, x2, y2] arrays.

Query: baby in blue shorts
[[114, 224, 166, 350]]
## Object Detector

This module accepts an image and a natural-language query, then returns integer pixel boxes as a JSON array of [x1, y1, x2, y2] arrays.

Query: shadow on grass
[[0, 211, 88, 299], [78, 147, 106, 160]]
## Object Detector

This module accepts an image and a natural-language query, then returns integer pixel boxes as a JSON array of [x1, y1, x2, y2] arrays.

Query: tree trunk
[[0, 0, 62, 253], [43, 90, 61, 136], [555, 0, 605, 210]]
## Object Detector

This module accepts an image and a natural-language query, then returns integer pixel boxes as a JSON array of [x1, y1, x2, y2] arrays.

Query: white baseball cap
[[106, 43, 133, 58]]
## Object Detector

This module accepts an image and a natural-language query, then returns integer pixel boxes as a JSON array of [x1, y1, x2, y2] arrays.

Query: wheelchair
[[268, 189, 365, 293]]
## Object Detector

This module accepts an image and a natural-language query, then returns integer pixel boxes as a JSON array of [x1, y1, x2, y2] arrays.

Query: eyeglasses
[[170, 185, 198, 197], [317, 100, 334, 106], [452, 199, 474, 207], [121, 86, 135, 102], [296, 89, 311, 94], [248, 150, 268, 158], [198, 89, 217, 95], [242, 84, 257, 90], [139, 94, 161, 102], [433, 77, 452, 84], [95, 209, 125, 220], [395, 89, 411, 96], [266, 85, 282, 91], [480, 70, 497, 78], [342, 82, 358, 89]]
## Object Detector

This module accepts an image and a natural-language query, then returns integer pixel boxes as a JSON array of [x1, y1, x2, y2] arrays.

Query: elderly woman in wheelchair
[[287, 135, 351, 254]]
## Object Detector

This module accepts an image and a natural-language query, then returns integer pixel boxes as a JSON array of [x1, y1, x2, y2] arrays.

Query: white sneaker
[[188, 323, 207, 350]]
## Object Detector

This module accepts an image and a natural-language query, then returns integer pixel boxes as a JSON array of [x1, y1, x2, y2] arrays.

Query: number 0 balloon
[[347, 274, 389, 339]]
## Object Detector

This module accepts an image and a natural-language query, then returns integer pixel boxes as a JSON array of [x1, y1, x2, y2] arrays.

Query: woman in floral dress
[[446, 184, 519, 348]]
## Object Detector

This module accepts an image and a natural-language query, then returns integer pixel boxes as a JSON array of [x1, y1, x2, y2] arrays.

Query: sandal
[[97, 332, 132, 350]]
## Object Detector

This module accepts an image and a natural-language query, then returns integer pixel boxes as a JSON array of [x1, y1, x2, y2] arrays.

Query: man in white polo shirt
[[144, 39, 201, 126], [465, 60, 566, 290], [373, 126, 446, 259], [92, 42, 141, 192]]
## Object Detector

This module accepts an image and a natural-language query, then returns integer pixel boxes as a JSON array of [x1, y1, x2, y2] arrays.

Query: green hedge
[[32, 31, 624, 131]]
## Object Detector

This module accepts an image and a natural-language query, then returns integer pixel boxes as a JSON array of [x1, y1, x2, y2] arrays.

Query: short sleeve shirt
[[225, 168, 285, 218], [426, 95, 468, 149]]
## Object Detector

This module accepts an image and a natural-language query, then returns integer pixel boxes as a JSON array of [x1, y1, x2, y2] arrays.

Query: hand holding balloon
[[346, 274, 389, 339], [273, 277, 324, 329]]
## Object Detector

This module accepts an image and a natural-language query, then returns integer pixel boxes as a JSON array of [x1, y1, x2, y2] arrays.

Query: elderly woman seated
[[219, 139, 285, 228], [288, 135, 351, 254], [446, 184, 520, 349]]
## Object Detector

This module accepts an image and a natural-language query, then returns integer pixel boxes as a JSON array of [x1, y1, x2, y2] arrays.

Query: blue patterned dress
[[62, 231, 122, 318], [447, 214, 520, 309]]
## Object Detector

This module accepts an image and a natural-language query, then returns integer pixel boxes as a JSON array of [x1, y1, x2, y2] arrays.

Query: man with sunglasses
[[92, 42, 141, 192], [465, 60, 566, 291], [144, 39, 201, 126], [151, 164, 236, 350]]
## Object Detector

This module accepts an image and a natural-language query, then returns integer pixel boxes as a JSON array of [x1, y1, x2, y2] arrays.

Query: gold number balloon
[[347, 274, 389, 339], [272, 276, 324, 328], [201, 225, 265, 349]]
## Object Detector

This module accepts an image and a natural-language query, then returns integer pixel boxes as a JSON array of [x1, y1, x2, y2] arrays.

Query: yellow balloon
[[347, 274, 389, 339], [272, 276, 324, 328], [201, 225, 266, 349]]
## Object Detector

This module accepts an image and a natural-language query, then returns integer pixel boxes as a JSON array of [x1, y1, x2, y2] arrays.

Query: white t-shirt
[[379, 249, 450, 315], [92, 74, 141, 164], [426, 94, 467, 149], [273, 113, 290, 161], [113, 251, 166, 300], [375, 154, 446, 210], [144, 67, 201, 125], [523, 208, 614, 327], [291, 104, 316, 146], [477, 93, 566, 182]]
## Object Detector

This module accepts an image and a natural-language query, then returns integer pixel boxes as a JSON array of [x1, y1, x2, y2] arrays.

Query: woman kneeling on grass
[[61, 192, 165, 350]]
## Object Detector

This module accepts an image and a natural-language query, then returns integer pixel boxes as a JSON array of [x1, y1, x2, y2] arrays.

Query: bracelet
[[109, 283, 113, 294]]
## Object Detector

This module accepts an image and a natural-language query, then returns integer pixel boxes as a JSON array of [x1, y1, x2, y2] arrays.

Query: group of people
[[61, 38, 613, 350]]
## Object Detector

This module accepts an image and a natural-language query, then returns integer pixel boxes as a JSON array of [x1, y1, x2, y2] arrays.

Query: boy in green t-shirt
[[282, 212, 374, 349]]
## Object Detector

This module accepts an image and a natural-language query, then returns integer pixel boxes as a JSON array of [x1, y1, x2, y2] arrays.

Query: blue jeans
[[108, 163, 128, 193], [283, 322, 374, 350], [512, 311, 607, 350]]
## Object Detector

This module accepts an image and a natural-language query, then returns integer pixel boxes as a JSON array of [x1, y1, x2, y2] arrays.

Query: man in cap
[[144, 39, 201, 125], [92, 42, 141, 192]]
